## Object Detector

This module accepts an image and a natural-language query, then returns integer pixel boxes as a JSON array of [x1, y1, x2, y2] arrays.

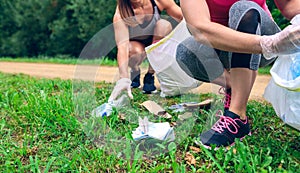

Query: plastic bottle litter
[[92, 94, 130, 117], [92, 101, 115, 117], [290, 15, 300, 80], [290, 55, 300, 80]]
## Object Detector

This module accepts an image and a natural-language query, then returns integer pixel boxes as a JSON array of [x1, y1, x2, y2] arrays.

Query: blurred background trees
[[0, 0, 289, 58]]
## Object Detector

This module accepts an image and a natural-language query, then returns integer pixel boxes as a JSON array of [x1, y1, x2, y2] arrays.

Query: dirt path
[[0, 62, 271, 100]]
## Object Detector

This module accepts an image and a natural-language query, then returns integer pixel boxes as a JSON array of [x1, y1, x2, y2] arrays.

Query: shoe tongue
[[226, 88, 232, 94], [224, 110, 240, 119], [146, 72, 154, 77]]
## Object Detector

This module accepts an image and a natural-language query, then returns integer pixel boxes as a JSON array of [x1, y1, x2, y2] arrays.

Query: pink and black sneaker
[[197, 110, 251, 149], [219, 87, 231, 110]]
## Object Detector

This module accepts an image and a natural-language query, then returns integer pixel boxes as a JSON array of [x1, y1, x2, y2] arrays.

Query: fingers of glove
[[274, 25, 300, 54], [127, 87, 133, 99], [108, 87, 122, 102], [108, 78, 132, 102], [261, 25, 300, 58], [114, 78, 131, 92], [287, 25, 300, 49]]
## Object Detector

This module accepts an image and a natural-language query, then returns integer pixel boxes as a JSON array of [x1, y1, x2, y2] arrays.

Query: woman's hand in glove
[[260, 25, 300, 59], [108, 78, 133, 102], [260, 14, 300, 59]]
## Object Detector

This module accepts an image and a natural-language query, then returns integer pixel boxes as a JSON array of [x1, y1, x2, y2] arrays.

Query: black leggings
[[231, 9, 259, 68]]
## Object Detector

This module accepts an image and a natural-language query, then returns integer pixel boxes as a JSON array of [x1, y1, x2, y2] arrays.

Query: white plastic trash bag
[[270, 55, 300, 91], [145, 20, 202, 97], [264, 54, 300, 131]]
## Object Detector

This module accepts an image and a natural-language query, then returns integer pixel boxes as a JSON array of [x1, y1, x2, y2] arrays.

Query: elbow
[[177, 14, 184, 22], [286, 13, 300, 21], [176, 17, 183, 22], [279, 8, 300, 20], [192, 32, 206, 45], [281, 11, 295, 20], [186, 24, 211, 46]]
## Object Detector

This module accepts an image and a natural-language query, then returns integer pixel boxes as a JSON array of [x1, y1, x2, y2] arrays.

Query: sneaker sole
[[195, 132, 252, 150], [142, 89, 158, 94], [131, 85, 142, 89]]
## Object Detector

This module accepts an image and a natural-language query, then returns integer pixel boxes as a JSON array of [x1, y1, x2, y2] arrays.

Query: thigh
[[176, 37, 225, 82]]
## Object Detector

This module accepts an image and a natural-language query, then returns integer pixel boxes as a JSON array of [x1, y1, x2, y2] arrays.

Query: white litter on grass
[[132, 117, 175, 141]]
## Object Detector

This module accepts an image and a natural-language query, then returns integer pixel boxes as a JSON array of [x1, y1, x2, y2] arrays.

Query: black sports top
[[128, 0, 161, 41]]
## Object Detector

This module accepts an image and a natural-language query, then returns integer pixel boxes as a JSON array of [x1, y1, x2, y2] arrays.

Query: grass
[[0, 56, 271, 75], [0, 72, 299, 172], [258, 65, 272, 75], [0, 56, 117, 66]]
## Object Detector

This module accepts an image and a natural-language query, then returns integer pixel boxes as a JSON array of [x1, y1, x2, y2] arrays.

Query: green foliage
[[48, 0, 116, 57], [1, 0, 58, 56], [0, 0, 116, 57], [258, 66, 272, 75], [0, 0, 292, 58]]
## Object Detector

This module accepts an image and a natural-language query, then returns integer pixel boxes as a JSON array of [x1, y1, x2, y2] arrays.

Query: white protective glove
[[108, 78, 133, 102], [260, 14, 300, 60]]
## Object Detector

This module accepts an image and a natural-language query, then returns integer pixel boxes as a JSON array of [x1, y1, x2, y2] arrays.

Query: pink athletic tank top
[[206, 0, 272, 26]]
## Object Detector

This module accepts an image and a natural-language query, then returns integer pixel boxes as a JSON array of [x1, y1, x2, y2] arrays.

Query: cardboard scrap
[[189, 146, 201, 153], [185, 152, 196, 165], [178, 112, 193, 121], [183, 99, 213, 109], [141, 100, 172, 119], [168, 98, 213, 113]]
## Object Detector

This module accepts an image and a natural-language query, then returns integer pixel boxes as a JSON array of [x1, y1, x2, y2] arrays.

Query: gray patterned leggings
[[176, 1, 281, 82]]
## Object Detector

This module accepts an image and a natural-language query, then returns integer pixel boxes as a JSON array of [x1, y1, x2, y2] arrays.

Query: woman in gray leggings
[[177, 0, 300, 148]]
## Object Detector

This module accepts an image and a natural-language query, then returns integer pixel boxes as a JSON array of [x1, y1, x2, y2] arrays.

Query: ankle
[[228, 109, 246, 120], [131, 68, 140, 73], [147, 69, 155, 74]]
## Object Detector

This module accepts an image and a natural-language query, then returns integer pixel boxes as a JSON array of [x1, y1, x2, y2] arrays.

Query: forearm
[[160, 0, 183, 22], [188, 22, 262, 54], [117, 46, 130, 79], [113, 12, 130, 79], [167, 6, 183, 22]]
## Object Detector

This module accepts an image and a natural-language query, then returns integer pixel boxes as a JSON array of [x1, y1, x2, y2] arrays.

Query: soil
[[0, 62, 271, 101]]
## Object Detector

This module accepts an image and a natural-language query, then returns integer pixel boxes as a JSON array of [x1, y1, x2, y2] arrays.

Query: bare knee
[[128, 41, 145, 69], [153, 19, 172, 41], [129, 42, 144, 56]]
